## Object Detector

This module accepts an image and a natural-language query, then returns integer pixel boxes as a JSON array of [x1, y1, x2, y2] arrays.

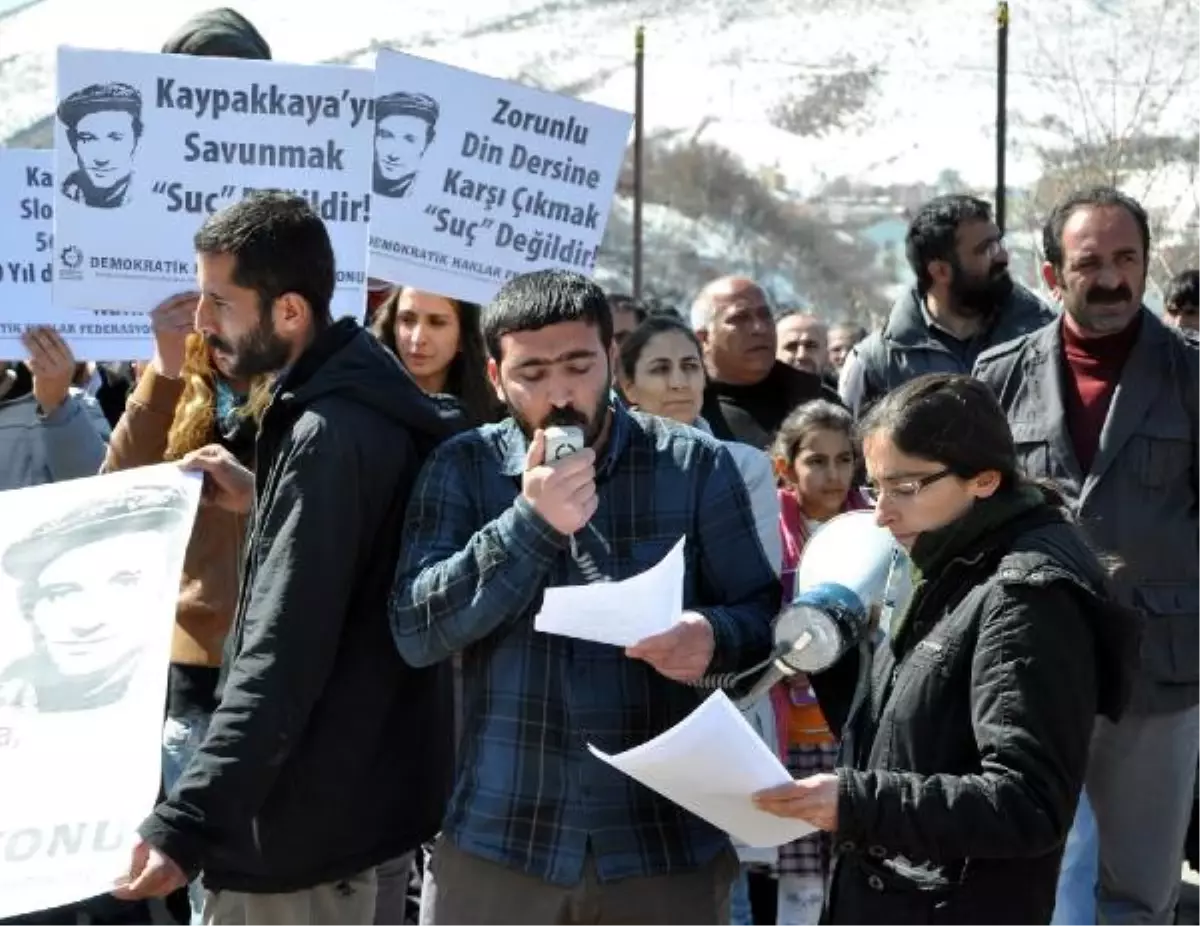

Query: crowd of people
[[0, 8, 1197, 926]]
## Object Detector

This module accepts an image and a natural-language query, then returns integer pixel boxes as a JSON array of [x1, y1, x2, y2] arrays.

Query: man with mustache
[[839, 194, 1053, 419], [975, 187, 1198, 926], [390, 269, 779, 924]]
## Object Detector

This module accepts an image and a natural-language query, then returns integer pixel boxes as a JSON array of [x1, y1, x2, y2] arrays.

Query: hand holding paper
[[625, 611, 714, 683], [534, 535, 685, 647], [588, 690, 817, 848], [753, 773, 840, 832]]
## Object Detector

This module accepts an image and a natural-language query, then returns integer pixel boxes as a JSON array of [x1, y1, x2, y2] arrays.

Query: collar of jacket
[[497, 399, 631, 482], [270, 317, 360, 404], [890, 484, 1060, 648], [883, 283, 1050, 350]]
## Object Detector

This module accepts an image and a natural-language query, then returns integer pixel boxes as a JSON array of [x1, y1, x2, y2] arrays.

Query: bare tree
[[1013, 0, 1199, 287], [768, 64, 880, 138], [604, 138, 889, 322]]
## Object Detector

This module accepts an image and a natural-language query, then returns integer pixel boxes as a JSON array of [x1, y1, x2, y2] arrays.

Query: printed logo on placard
[[59, 245, 84, 280]]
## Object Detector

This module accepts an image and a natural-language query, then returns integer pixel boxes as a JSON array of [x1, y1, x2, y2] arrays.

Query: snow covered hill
[[5, 0, 1196, 186], [2, 0, 1195, 309]]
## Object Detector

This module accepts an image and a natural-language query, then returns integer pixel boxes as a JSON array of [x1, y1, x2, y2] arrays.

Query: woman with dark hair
[[618, 313, 781, 569], [371, 287, 500, 426], [618, 313, 783, 925], [752, 373, 1140, 925], [371, 289, 499, 923]]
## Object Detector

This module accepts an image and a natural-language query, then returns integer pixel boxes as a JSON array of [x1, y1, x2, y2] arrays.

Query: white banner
[[0, 148, 154, 361], [52, 47, 373, 316], [0, 464, 201, 919], [367, 48, 632, 303]]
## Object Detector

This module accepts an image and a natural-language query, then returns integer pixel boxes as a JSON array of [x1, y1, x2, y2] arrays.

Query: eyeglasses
[[865, 469, 953, 503]]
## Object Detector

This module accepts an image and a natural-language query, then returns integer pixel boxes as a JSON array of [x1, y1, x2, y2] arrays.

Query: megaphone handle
[[836, 637, 875, 768]]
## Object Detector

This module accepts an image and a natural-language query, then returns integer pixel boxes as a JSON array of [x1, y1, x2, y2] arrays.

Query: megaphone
[[730, 510, 912, 710]]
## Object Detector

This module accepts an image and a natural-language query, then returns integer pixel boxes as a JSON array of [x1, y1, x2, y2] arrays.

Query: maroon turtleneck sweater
[[1060, 313, 1142, 474]]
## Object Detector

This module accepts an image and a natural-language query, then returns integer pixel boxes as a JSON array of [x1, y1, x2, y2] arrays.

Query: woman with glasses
[[752, 373, 1140, 925]]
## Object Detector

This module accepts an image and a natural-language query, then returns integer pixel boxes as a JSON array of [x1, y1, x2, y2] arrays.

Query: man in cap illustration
[[0, 484, 192, 713], [56, 82, 144, 209], [373, 91, 440, 200]]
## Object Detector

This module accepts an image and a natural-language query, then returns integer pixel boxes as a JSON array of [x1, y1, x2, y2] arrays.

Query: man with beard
[[390, 269, 779, 924], [839, 195, 1053, 418], [975, 187, 1198, 926], [113, 192, 464, 925]]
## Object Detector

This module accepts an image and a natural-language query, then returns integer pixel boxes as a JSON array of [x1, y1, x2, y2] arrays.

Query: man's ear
[[487, 356, 504, 403], [927, 259, 953, 289], [1041, 262, 1062, 297], [273, 292, 309, 338]]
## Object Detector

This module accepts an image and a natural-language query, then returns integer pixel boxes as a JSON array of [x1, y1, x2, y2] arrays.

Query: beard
[[505, 373, 612, 448], [205, 314, 291, 379], [950, 260, 1014, 318]]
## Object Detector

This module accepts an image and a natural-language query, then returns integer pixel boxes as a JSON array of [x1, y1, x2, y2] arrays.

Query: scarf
[[891, 482, 1054, 652], [778, 486, 873, 602], [214, 379, 258, 465]]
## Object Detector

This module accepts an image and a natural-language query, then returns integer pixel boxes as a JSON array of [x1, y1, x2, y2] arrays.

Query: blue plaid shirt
[[390, 402, 779, 886]]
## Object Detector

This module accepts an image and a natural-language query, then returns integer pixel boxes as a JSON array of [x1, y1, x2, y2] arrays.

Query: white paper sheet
[[534, 535, 685, 647], [588, 690, 816, 848]]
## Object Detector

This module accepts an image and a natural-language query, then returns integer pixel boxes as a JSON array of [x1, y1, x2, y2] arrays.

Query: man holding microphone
[[390, 269, 780, 924]]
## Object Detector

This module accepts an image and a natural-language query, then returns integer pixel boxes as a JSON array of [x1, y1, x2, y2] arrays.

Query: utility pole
[[996, 1, 1009, 234], [633, 25, 645, 299]]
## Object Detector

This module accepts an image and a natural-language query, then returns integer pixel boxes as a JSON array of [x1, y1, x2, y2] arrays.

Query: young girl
[[768, 400, 870, 925]]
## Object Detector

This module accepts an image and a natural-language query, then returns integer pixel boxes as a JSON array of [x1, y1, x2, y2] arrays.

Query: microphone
[[542, 425, 612, 584]]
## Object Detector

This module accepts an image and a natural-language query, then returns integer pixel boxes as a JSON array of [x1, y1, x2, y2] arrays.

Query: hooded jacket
[[810, 491, 1139, 924], [139, 319, 464, 893], [160, 7, 271, 59]]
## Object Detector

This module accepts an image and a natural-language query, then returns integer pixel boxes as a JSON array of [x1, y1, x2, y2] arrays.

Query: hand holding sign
[[113, 839, 187, 901], [180, 444, 254, 514], [22, 326, 76, 415], [150, 292, 199, 379]]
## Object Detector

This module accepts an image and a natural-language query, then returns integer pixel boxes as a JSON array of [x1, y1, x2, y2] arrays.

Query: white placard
[[52, 47, 373, 316], [0, 464, 201, 919], [0, 148, 154, 360], [367, 48, 632, 303]]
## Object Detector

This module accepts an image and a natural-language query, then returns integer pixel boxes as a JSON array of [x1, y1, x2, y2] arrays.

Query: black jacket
[[701, 360, 839, 449], [93, 365, 133, 429], [140, 319, 465, 892], [812, 498, 1139, 925]]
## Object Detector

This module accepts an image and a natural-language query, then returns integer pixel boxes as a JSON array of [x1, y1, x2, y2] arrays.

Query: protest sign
[[0, 464, 200, 919], [367, 48, 632, 303], [52, 47, 373, 316], [0, 148, 153, 360]]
